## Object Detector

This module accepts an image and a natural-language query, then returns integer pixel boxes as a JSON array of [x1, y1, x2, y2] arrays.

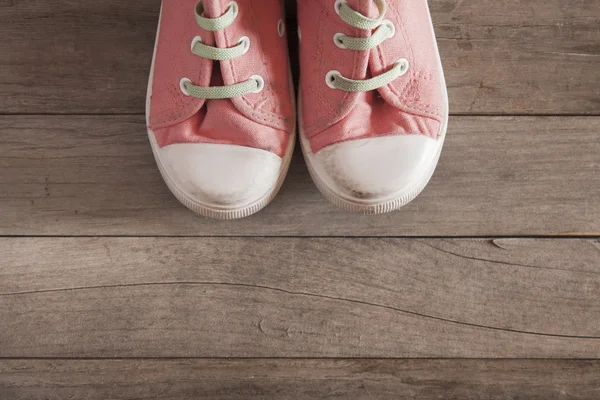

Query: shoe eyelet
[[190, 35, 203, 53], [380, 19, 396, 38], [395, 58, 409, 74], [230, 1, 239, 16], [238, 36, 251, 54], [325, 70, 340, 89], [250, 75, 265, 93], [334, 0, 346, 15], [180, 77, 192, 96], [195, 1, 205, 18], [333, 33, 347, 49], [277, 19, 286, 37]]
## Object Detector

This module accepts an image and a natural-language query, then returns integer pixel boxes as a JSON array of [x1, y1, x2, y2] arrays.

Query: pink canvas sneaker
[[146, 0, 295, 219], [297, 0, 449, 214]]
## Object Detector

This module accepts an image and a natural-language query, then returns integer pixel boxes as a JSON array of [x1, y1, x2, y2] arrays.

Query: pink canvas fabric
[[148, 0, 294, 158], [298, 0, 447, 153]]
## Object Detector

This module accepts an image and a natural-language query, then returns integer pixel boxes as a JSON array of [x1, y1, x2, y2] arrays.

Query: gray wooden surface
[[1, 116, 598, 236], [0, 0, 599, 398], [1, 0, 599, 114], [2, 360, 600, 400], [2, 238, 600, 358]]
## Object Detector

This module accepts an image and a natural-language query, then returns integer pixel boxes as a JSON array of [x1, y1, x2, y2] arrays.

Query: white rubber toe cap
[[309, 134, 443, 208], [157, 143, 283, 211]]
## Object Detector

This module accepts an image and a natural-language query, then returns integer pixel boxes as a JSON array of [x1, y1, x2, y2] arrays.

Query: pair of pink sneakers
[[146, 0, 448, 219]]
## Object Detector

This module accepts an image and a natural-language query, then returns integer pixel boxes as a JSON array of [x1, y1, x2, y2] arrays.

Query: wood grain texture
[[1, 0, 599, 394], [0, 0, 598, 114], [1, 359, 600, 400], [1, 237, 599, 357], [1, 115, 598, 236]]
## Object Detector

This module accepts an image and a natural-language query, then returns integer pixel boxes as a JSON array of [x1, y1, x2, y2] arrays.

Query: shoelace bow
[[180, 1, 263, 99], [328, 0, 409, 92]]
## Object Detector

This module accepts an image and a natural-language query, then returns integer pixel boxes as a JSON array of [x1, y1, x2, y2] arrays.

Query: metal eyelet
[[238, 36, 251, 54], [179, 78, 192, 96], [250, 75, 265, 93], [277, 19, 286, 37], [325, 70, 340, 89], [334, 0, 346, 15], [229, 1, 239, 18], [333, 33, 347, 49], [395, 58, 410, 74], [190, 35, 203, 53]]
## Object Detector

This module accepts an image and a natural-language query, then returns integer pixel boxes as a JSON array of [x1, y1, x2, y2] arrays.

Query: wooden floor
[[1, 0, 599, 398]]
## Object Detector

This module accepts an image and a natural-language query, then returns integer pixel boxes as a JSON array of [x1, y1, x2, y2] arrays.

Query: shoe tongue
[[201, 0, 229, 19], [346, 0, 379, 19]]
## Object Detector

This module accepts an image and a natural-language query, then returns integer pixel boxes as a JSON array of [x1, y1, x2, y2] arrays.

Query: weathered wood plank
[[1, 359, 600, 400], [1, 116, 598, 236], [1, 237, 599, 357], [0, 0, 598, 114], [0, 0, 159, 114], [434, 0, 600, 115]]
